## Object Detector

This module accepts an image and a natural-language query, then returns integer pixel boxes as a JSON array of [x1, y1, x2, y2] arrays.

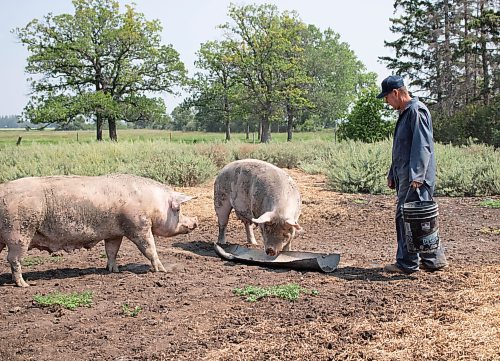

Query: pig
[[214, 159, 302, 256], [0, 174, 198, 287]]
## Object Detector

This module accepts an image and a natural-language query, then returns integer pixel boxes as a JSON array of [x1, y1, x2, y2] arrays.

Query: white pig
[[214, 159, 302, 256], [0, 174, 198, 287]]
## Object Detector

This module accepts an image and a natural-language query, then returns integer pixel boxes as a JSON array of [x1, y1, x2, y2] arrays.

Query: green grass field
[[0, 129, 334, 146]]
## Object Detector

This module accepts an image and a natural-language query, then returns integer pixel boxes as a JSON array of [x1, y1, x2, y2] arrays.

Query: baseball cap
[[376, 75, 405, 98]]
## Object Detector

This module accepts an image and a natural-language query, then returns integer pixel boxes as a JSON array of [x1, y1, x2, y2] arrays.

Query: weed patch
[[233, 284, 319, 302], [22, 255, 63, 267], [122, 303, 142, 317], [479, 199, 500, 208], [33, 291, 93, 310]]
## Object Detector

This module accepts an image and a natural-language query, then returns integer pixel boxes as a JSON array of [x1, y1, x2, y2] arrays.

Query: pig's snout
[[189, 217, 198, 230], [177, 216, 198, 234], [266, 248, 277, 256]]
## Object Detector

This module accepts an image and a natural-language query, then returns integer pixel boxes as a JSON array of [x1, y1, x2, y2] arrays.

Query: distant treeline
[[0, 115, 38, 129]]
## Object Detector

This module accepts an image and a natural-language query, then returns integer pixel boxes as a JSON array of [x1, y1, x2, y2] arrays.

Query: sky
[[0, 0, 397, 116]]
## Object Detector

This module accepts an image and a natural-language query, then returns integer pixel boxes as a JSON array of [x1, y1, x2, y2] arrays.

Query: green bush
[[433, 98, 500, 148], [324, 140, 392, 194], [435, 143, 500, 196], [337, 87, 395, 143], [0, 137, 498, 195]]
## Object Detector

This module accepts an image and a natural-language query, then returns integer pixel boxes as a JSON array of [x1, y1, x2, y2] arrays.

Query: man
[[377, 75, 448, 274]]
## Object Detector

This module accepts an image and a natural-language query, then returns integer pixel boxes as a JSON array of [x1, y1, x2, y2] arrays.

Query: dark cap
[[376, 75, 405, 98]]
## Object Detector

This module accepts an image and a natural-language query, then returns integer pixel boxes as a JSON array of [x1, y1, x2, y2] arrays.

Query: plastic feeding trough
[[213, 243, 340, 273]]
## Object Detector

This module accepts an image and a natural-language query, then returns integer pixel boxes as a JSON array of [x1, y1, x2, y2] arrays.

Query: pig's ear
[[286, 219, 302, 231], [252, 211, 275, 224], [172, 192, 194, 208]]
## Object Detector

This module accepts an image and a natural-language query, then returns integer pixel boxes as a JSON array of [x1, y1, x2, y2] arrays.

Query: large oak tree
[[15, 0, 186, 141]]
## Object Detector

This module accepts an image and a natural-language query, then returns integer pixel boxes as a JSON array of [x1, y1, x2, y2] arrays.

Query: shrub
[[337, 87, 395, 143], [324, 140, 392, 194], [435, 143, 500, 196], [433, 97, 500, 148]]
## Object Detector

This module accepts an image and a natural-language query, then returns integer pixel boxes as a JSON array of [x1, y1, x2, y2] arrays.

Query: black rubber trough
[[213, 243, 340, 273]]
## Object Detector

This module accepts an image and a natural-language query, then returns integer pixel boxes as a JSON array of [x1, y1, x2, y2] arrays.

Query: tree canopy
[[189, 4, 374, 143], [15, 0, 186, 141]]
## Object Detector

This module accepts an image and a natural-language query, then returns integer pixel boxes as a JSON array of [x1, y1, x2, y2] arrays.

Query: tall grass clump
[[297, 140, 341, 174], [435, 143, 500, 196], [323, 140, 392, 194], [249, 143, 303, 168], [0, 134, 498, 195], [0, 141, 217, 186]]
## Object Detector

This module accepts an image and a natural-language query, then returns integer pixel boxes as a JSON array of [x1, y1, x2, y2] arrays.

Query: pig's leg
[[283, 240, 292, 251], [6, 240, 30, 287], [215, 200, 232, 245], [128, 230, 166, 272], [243, 222, 258, 245], [104, 236, 123, 273], [0, 242, 5, 255]]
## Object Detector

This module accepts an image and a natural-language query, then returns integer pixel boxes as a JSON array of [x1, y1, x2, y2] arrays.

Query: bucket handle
[[403, 183, 433, 204]]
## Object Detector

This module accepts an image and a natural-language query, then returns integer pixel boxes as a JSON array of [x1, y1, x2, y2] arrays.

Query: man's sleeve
[[409, 108, 432, 182]]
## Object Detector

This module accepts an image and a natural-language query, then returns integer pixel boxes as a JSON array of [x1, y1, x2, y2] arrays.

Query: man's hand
[[411, 181, 423, 188], [387, 178, 395, 189]]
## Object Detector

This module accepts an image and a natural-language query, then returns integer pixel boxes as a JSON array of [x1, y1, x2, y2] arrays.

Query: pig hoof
[[107, 265, 119, 273], [16, 279, 30, 288], [150, 264, 167, 272]]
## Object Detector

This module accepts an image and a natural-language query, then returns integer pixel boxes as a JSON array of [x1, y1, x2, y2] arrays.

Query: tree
[[337, 87, 395, 142], [304, 26, 376, 128], [170, 105, 197, 131], [380, 0, 498, 112], [220, 4, 309, 143], [192, 40, 240, 140], [15, 0, 186, 141]]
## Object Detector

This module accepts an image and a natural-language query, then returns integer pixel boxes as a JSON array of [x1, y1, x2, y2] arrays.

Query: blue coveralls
[[388, 97, 447, 271]]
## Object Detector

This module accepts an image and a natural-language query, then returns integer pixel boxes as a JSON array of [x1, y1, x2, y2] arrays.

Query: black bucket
[[402, 187, 440, 253]]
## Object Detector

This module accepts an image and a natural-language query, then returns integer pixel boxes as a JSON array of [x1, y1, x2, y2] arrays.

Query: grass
[[0, 128, 334, 146], [352, 198, 369, 204], [233, 284, 319, 302], [479, 199, 500, 208], [480, 226, 500, 235], [122, 303, 142, 317], [33, 291, 93, 310], [21, 255, 63, 267]]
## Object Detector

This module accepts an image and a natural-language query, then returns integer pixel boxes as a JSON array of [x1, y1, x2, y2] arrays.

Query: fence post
[[16, 136, 22, 146]]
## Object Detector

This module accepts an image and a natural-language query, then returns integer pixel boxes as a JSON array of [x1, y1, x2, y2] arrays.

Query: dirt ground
[[0, 169, 498, 361]]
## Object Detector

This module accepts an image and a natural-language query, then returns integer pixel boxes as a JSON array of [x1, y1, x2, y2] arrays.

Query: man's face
[[384, 89, 400, 110]]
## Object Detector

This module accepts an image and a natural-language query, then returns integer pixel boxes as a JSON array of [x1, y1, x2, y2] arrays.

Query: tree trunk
[[245, 122, 250, 140], [260, 116, 271, 143], [286, 104, 293, 142], [96, 113, 103, 141], [479, 1, 490, 104], [225, 119, 231, 141], [224, 94, 231, 141], [257, 120, 262, 141], [463, 0, 470, 104], [108, 119, 118, 142]]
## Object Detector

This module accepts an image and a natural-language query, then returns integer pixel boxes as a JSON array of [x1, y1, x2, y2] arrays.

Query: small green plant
[[22, 255, 63, 267], [33, 291, 93, 310], [479, 199, 500, 208], [233, 284, 319, 302], [352, 198, 368, 204], [122, 303, 142, 317], [480, 226, 500, 235]]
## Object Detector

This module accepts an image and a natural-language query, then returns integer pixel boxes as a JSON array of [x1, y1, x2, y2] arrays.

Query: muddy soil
[[0, 170, 498, 361]]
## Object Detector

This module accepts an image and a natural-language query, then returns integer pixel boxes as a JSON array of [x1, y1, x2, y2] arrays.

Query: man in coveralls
[[377, 75, 448, 274]]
